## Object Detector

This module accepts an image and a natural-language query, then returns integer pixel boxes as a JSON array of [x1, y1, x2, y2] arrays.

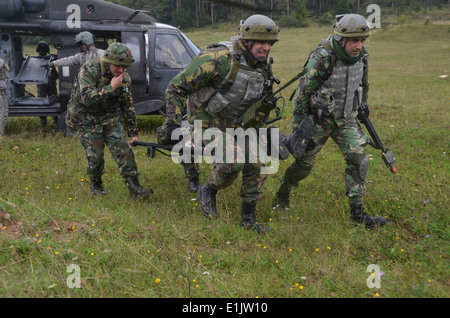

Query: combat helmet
[[75, 31, 95, 47], [102, 43, 134, 68], [36, 41, 50, 55], [333, 14, 371, 40], [238, 14, 280, 43]]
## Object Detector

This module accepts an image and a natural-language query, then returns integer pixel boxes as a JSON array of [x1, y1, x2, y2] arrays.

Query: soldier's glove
[[160, 122, 184, 145], [357, 101, 369, 121], [41, 62, 54, 69]]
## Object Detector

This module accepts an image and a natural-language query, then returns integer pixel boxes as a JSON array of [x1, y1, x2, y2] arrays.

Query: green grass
[[0, 13, 449, 299]]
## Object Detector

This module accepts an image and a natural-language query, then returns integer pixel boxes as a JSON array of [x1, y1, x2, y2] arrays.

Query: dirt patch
[[0, 209, 24, 241], [42, 219, 88, 242], [1, 209, 87, 242]]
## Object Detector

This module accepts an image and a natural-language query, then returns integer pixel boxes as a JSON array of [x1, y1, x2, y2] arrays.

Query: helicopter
[[0, 0, 201, 131]]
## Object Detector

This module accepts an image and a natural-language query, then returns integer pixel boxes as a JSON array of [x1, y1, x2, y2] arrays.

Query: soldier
[[66, 42, 153, 200], [45, 31, 104, 69], [273, 14, 387, 229], [165, 15, 311, 233], [35, 41, 58, 128], [0, 56, 10, 138], [157, 113, 201, 193]]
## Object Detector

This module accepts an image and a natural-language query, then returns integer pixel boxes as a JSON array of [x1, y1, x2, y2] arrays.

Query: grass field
[[0, 12, 449, 299]]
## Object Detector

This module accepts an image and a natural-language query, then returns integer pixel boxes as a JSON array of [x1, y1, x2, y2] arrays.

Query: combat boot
[[90, 177, 106, 196], [198, 183, 218, 218], [240, 202, 270, 234], [188, 176, 200, 193], [350, 203, 387, 229], [282, 116, 315, 159], [272, 188, 290, 210], [124, 176, 154, 200]]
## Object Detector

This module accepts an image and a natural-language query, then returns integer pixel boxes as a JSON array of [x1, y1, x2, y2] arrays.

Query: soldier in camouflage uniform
[[157, 106, 201, 193], [45, 31, 104, 69], [273, 14, 386, 228], [36, 41, 59, 128], [164, 15, 287, 233], [66, 42, 153, 200], [0, 56, 10, 138]]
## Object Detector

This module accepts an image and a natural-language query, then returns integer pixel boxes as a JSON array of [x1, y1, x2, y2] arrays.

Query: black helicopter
[[0, 0, 201, 130]]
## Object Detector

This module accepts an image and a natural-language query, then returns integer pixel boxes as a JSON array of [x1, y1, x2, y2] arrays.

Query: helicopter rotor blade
[[205, 0, 276, 13]]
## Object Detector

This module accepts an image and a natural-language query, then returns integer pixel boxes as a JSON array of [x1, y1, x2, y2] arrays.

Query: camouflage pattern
[[280, 116, 370, 203], [0, 58, 10, 136], [334, 14, 371, 38], [102, 43, 134, 68], [238, 14, 280, 43], [291, 38, 369, 128], [52, 47, 104, 68], [66, 57, 139, 179], [165, 39, 272, 203], [280, 35, 371, 204], [207, 130, 268, 204], [165, 42, 270, 130]]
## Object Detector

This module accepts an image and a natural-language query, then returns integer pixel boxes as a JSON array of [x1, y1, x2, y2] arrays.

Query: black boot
[[350, 203, 387, 229], [198, 183, 218, 218], [240, 202, 270, 234], [90, 177, 106, 196], [124, 176, 154, 200], [282, 116, 315, 159], [188, 176, 200, 193], [272, 189, 290, 210]]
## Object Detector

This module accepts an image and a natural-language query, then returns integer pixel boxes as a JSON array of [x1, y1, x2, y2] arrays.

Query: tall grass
[[0, 14, 449, 299]]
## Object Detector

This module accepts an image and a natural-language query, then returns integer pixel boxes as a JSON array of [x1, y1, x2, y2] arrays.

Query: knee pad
[[347, 154, 368, 183]]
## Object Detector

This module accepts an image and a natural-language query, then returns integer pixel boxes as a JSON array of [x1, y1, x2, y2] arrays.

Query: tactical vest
[[192, 41, 266, 126], [311, 39, 364, 119]]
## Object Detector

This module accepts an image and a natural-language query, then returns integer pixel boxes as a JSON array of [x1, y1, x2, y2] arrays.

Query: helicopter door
[[148, 31, 192, 99], [121, 31, 147, 95]]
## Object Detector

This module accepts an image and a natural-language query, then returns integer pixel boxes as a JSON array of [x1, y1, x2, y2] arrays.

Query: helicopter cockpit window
[[155, 34, 190, 69]]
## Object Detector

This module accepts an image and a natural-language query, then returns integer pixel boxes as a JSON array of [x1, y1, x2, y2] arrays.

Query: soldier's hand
[[41, 62, 53, 69], [130, 136, 138, 147], [111, 72, 125, 91]]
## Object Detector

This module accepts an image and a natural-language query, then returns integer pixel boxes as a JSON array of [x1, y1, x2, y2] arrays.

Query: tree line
[[106, 0, 449, 29]]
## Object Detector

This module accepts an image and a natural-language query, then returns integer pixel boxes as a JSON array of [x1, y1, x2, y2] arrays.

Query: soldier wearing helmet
[[273, 14, 387, 229], [46, 31, 104, 69], [161, 14, 310, 234], [66, 42, 153, 201], [35, 41, 58, 129]]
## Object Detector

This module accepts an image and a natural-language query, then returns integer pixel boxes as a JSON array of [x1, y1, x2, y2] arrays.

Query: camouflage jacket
[[164, 40, 271, 131], [292, 36, 369, 127], [52, 48, 104, 68], [65, 58, 138, 137]]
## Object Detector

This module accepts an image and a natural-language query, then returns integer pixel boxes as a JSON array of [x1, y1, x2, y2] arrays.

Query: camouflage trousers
[[280, 116, 370, 204], [206, 132, 267, 205], [0, 91, 8, 136], [75, 120, 138, 180]]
